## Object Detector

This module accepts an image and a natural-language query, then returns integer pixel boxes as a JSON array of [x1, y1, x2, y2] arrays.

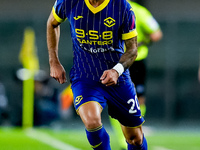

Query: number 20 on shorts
[[127, 95, 140, 114]]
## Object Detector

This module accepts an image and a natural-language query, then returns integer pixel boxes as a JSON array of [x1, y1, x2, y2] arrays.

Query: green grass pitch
[[0, 127, 200, 150]]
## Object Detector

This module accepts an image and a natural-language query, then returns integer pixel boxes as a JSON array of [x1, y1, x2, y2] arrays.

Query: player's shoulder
[[115, 0, 132, 10]]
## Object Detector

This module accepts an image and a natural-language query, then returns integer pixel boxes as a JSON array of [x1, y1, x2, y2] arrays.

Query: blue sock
[[127, 135, 147, 150], [85, 125, 111, 150]]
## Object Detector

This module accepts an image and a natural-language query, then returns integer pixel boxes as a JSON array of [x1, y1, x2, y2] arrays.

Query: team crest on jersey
[[74, 16, 83, 20], [75, 95, 83, 105], [104, 17, 115, 27]]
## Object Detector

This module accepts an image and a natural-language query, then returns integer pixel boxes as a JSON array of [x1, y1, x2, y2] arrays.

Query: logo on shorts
[[104, 17, 115, 27], [75, 95, 83, 105]]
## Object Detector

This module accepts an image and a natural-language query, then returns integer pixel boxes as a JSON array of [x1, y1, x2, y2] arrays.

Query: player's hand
[[100, 69, 119, 86], [50, 61, 67, 84]]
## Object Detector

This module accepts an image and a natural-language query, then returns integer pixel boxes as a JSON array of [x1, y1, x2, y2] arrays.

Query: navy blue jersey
[[53, 0, 137, 83]]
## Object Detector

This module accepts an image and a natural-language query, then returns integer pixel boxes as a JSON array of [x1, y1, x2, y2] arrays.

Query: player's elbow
[[131, 48, 138, 60]]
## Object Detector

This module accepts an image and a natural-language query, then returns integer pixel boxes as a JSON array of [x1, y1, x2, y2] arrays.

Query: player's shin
[[127, 135, 147, 150], [85, 125, 111, 150]]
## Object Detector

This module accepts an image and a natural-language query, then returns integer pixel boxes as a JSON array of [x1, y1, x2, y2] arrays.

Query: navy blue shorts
[[71, 79, 145, 127]]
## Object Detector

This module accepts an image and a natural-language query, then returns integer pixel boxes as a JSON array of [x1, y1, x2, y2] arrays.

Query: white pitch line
[[25, 129, 81, 150], [153, 146, 173, 150]]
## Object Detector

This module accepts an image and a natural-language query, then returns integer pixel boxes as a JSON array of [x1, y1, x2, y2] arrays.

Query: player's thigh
[[71, 79, 106, 129], [78, 101, 103, 129], [71, 79, 107, 112]]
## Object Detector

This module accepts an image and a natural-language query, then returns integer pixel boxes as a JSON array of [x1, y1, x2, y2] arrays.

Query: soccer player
[[47, 0, 147, 149], [109, 1, 163, 149]]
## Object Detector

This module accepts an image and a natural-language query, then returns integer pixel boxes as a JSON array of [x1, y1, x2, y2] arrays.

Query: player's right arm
[[47, 11, 66, 84]]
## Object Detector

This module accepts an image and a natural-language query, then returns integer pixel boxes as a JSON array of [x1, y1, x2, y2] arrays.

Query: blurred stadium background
[[0, 0, 200, 149]]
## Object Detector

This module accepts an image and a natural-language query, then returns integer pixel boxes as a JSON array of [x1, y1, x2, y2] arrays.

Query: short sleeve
[[121, 6, 138, 40], [52, 0, 67, 23]]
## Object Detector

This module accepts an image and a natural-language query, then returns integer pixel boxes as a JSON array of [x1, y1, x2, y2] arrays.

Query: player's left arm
[[119, 36, 137, 70], [101, 3, 137, 86], [100, 36, 137, 86]]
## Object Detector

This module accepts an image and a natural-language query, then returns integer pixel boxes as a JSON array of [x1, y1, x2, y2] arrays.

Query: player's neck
[[89, 0, 105, 7]]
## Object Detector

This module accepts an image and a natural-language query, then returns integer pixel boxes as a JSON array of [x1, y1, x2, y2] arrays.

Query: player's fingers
[[101, 75, 110, 85], [100, 71, 107, 81], [105, 82, 113, 86], [105, 79, 117, 86], [101, 71, 116, 85], [63, 77, 67, 83], [60, 73, 67, 84], [51, 73, 61, 83], [50, 72, 54, 78], [56, 74, 64, 84], [50, 73, 58, 81]]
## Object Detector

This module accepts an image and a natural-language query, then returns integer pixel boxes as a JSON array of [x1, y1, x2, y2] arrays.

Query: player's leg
[[79, 101, 102, 129], [121, 125, 147, 150], [106, 80, 147, 150], [71, 79, 111, 150], [78, 102, 111, 150]]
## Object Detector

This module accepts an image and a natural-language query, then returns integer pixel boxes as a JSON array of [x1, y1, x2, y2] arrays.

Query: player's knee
[[126, 133, 143, 146], [84, 116, 102, 129]]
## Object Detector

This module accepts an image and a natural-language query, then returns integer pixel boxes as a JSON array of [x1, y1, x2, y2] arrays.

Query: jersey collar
[[84, 0, 110, 14]]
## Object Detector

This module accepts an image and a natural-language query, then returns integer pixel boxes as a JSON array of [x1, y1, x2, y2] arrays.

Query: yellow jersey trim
[[84, 0, 110, 14], [52, 7, 66, 23], [76, 101, 103, 115], [122, 29, 138, 40], [92, 142, 102, 148]]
